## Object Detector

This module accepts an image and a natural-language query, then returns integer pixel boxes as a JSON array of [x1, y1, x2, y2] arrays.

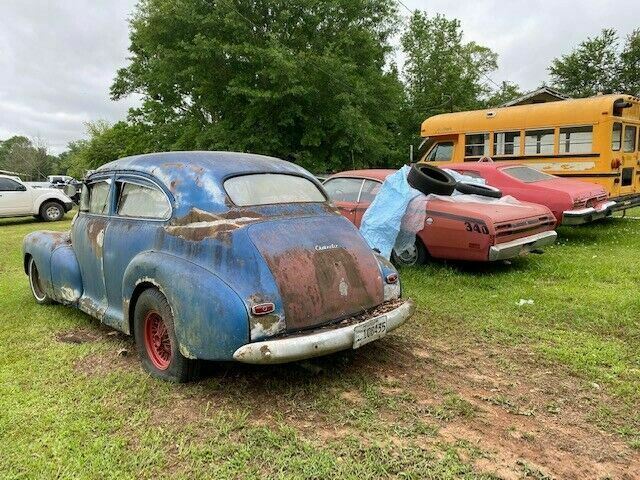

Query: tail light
[[251, 303, 275, 316], [385, 273, 398, 284]]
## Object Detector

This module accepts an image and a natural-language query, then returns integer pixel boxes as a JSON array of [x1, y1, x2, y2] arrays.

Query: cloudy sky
[[0, 0, 638, 154]]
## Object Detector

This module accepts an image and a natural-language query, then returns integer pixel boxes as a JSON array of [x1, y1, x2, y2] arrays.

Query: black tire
[[28, 257, 54, 305], [407, 164, 457, 196], [455, 182, 503, 198], [391, 239, 429, 267], [39, 201, 65, 222], [133, 288, 200, 383]]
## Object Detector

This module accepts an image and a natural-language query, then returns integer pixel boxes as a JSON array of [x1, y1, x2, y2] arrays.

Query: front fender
[[122, 251, 249, 361], [23, 231, 83, 303]]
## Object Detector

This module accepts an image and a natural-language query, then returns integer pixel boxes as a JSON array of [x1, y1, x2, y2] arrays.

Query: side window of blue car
[[80, 180, 111, 215], [115, 180, 171, 219]]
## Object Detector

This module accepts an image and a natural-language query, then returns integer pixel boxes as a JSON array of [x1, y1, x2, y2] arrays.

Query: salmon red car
[[22, 152, 415, 382], [447, 162, 613, 225], [324, 169, 558, 264]]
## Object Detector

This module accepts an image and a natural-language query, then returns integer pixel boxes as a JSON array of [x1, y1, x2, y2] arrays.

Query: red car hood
[[426, 196, 553, 224]]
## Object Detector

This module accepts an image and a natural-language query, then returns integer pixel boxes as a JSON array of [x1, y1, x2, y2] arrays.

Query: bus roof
[[421, 94, 640, 137]]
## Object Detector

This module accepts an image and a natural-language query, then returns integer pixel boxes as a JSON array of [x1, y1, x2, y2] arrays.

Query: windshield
[[502, 166, 556, 183], [224, 174, 326, 206]]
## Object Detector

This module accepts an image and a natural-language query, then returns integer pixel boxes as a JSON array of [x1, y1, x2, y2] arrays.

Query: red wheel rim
[[143, 310, 172, 370]]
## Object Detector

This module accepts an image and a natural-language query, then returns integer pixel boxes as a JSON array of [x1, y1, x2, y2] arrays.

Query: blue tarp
[[359, 166, 422, 259], [359, 167, 492, 259]]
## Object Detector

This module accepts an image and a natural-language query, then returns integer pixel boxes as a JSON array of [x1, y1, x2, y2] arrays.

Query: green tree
[[549, 28, 640, 97], [484, 81, 523, 108], [400, 12, 498, 145], [61, 121, 157, 178], [0, 136, 58, 180], [549, 29, 620, 97], [620, 29, 640, 96], [0, 136, 31, 172], [111, 0, 405, 172]]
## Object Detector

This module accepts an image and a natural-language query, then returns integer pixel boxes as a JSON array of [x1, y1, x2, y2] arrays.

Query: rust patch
[[169, 179, 181, 193], [263, 245, 382, 331], [164, 208, 264, 241], [79, 296, 106, 320], [86, 218, 107, 257]]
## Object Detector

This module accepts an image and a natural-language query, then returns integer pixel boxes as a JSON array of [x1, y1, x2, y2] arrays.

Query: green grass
[[0, 212, 638, 478], [400, 213, 640, 401]]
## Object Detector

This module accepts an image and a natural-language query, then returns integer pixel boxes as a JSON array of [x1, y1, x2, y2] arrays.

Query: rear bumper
[[561, 201, 616, 225], [489, 231, 557, 261], [608, 194, 640, 212], [233, 298, 416, 364]]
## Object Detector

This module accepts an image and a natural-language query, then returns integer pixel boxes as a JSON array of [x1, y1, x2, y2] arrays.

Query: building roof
[[501, 86, 569, 107]]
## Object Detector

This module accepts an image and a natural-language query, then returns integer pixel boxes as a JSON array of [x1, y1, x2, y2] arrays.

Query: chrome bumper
[[233, 299, 416, 364], [561, 201, 616, 225], [489, 231, 557, 261]]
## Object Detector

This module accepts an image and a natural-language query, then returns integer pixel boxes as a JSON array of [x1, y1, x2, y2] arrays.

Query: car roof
[[94, 151, 318, 216], [328, 169, 397, 182]]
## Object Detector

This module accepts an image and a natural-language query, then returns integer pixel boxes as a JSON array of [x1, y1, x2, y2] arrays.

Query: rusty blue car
[[23, 152, 415, 381]]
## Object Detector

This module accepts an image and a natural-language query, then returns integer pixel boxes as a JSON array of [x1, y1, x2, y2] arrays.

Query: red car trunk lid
[[248, 216, 383, 332]]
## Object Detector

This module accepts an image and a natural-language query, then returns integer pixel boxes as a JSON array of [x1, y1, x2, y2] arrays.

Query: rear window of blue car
[[224, 174, 326, 206]]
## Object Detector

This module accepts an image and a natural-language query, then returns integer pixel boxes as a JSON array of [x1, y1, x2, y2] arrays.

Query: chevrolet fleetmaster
[[23, 152, 414, 382]]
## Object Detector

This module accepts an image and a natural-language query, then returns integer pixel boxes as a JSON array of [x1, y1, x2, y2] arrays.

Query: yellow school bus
[[419, 94, 640, 209]]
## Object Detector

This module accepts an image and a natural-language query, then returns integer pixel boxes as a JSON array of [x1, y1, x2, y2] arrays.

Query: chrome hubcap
[[46, 206, 60, 219]]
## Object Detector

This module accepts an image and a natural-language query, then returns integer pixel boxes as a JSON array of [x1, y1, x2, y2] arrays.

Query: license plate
[[353, 316, 387, 349]]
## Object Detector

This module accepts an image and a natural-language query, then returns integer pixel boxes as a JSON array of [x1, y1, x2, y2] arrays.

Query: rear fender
[[122, 251, 249, 361], [23, 231, 82, 303]]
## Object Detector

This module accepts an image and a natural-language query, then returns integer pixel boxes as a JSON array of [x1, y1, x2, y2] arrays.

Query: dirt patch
[[356, 334, 640, 480], [74, 346, 138, 377], [55, 329, 103, 344], [55, 324, 128, 345]]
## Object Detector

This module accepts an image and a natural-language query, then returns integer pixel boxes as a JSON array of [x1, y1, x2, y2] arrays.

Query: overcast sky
[[0, 0, 638, 154]]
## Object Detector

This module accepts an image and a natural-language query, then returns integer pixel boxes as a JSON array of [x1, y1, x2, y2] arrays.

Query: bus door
[[614, 122, 638, 195]]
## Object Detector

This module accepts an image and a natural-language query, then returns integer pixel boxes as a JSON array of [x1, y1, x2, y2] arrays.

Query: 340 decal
[[464, 222, 489, 234]]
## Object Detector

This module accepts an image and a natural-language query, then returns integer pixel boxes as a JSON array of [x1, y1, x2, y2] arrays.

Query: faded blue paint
[[23, 151, 401, 361]]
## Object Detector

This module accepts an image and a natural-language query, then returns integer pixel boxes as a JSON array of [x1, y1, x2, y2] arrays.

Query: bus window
[[493, 131, 520, 156], [465, 133, 489, 157], [426, 142, 454, 161], [559, 126, 593, 154], [612, 122, 622, 151], [524, 129, 555, 155], [623, 125, 637, 152]]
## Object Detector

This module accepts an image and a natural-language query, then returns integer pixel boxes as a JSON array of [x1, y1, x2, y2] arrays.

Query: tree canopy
[[10, 5, 635, 179], [111, 0, 405, 173], [549, 28, 640, 97], [401, 13, 497, 119], [0, 136, 59, 180]]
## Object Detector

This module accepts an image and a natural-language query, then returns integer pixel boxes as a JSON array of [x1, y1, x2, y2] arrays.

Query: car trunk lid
[[248, 215, 383, 332]]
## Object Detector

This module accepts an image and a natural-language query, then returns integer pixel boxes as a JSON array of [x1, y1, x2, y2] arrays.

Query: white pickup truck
[[0, 175, 74, 221]]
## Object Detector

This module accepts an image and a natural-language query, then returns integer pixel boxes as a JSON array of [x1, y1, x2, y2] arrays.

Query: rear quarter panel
[[417, 209, 493, 261], [122, 251, 250, 361]]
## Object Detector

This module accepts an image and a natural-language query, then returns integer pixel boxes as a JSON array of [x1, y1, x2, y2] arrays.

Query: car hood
[[427, 195, 553, 224]]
